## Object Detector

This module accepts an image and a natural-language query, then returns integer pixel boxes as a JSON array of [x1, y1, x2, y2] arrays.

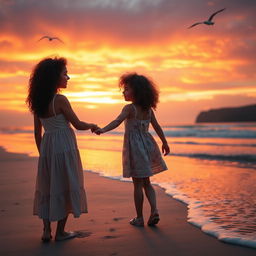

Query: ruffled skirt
[[33, 128, 87, 221], [122, 131, 167, 178]]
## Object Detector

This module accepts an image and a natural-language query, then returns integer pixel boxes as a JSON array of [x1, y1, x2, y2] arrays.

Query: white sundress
[[33, 95, 87, 221], [122, 104, 168, 178]]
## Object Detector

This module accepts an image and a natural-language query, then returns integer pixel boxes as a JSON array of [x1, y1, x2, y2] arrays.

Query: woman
[[27, 57, 97, 242]]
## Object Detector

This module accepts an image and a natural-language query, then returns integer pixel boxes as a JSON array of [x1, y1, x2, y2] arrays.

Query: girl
[[26, 57, 98, 242], [95, 73, 170, 227]]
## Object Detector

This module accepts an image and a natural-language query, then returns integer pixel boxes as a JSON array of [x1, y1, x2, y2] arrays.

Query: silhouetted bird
[[188, 8, 226, 29], [38, 36, 64, 43]]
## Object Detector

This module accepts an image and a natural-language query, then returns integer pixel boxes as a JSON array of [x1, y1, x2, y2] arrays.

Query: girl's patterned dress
[[122, 104, 167, 178]]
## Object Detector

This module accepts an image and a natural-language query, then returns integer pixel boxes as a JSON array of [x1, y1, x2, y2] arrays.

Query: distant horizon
[[1, 119, 256, 131], [1, 101, 256, 127]]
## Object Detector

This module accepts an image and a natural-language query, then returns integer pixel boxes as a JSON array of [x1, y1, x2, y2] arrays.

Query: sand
[[0, 148, 255, 256]]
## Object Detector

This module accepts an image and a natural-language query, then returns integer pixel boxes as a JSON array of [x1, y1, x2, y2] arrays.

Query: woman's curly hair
[[26, 57, 67, 117], [119, 72, 159, 110]]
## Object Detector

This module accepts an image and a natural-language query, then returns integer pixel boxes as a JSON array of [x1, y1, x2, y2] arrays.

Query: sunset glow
[[0, 0, 255, 126]]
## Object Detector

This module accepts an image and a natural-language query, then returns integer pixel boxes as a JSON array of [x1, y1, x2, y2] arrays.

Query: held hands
[[162, 142, 170, 156], [90, 123, 104, 135], [90, 124, 100, 133], [94, 128, 104, 135]]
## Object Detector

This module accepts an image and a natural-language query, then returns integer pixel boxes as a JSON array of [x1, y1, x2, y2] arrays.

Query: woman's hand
[[162, 142, 170, 156], [94, 128, 103, 135]]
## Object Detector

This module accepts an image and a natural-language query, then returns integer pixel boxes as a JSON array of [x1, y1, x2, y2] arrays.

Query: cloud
[[0, 0, 256, 124], [0, 60, 33, 72], [0, 0, 255, 57], [1, 0, 253, 44]]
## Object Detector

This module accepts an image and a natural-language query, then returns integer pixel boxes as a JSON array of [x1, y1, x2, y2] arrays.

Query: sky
[[0, 0, 255, 126]]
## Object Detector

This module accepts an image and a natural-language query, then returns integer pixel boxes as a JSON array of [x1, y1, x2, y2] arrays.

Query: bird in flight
[[188, 8, 226, 29], [38, 36, 64, 43]]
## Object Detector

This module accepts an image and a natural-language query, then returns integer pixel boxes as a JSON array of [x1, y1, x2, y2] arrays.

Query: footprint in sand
[[102, 235, 119, 239], [113, 217, 126, 222]]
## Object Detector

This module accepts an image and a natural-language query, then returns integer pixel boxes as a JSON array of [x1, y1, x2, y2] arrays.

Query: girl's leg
[[132, 177, 144, 218], [143, 177, 160, 225], [42, 219, 52, 242], [143, 177, 157, 214]]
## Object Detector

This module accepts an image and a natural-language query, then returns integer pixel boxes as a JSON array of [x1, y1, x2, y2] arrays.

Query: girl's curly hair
[[26, 57, 67, 117], [119, 72, 159, 110]]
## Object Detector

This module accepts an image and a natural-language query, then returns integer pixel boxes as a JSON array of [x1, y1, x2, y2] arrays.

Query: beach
[[0, 122, 256, 251], [0, 148, 255, 256]]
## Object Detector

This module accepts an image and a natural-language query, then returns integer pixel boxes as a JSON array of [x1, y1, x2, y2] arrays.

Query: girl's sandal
[[129, 217, 144, 227], [147, 212, 160, 226]]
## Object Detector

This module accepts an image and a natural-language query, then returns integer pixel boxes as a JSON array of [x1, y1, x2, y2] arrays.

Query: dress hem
[[33, 210, 88, 222], [123, 167, 168, 178]]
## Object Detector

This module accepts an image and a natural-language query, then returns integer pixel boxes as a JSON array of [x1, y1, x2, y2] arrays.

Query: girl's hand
[[91, 124, 99, 133], [94, 128, 103, 135], [162, 142, 170, 156]]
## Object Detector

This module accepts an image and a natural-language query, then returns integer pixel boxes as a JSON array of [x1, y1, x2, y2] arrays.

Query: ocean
[[0, 122, 256, 248]]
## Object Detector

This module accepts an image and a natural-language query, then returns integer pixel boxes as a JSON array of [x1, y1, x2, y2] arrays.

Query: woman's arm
[[34, 114, 42, 153], [96, 105, 131, 134], [150, 110, 170, 155], [58, 95, 98, 131]]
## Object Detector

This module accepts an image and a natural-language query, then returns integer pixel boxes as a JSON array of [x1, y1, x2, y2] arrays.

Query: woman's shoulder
[[55, 94, 69, 104], [55, 94, 67, 100], [54, 94, 71, 113]]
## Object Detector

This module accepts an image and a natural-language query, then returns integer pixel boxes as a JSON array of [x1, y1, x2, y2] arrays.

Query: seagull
[[188, 8, 226, 29], [37, 36, 64, 43]]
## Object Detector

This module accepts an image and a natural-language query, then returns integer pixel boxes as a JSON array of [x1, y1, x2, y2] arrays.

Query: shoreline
[[0, 147, 255, 255], [86, 168, 256, 249]]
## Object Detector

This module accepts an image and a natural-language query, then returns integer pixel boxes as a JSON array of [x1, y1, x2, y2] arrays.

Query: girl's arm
[[150, 110, 170, 156], [34, 114, 42, 153], [58, 95, 98, 131], [96, 104, 131, 134]]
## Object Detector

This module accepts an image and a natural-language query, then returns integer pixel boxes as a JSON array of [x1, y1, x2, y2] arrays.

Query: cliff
[[196, 104, 256, 123]]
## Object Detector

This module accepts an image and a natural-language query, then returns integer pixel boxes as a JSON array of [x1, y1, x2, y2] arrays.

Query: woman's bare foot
[[41, 228, 52, 242], [55, 231, 77, 241]]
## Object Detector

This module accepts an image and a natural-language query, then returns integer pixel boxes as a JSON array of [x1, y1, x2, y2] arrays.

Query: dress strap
[[132, 104, 137, 119], [52, 94, 57, 116]]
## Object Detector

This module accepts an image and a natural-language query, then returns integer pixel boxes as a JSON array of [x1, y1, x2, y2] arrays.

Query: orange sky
[[0, 0, 255, 126]]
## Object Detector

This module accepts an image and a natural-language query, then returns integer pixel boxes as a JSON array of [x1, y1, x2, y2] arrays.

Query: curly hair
[[119, 72, 159, 110], [26, 57, 67, 117]]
